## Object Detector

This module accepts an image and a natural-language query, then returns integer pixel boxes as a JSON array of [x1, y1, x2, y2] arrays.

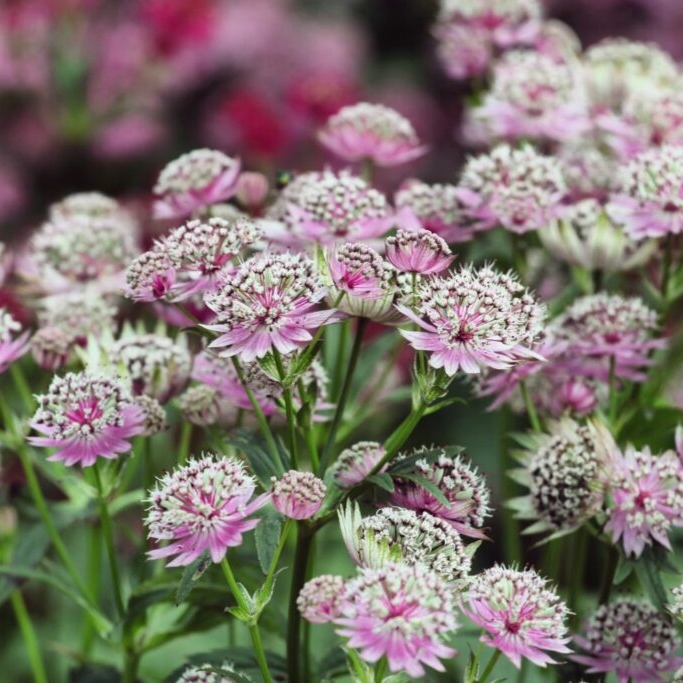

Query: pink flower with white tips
[[145, 454, 269, 567], [397, 264, 545, 375], [464, 565, 571, 668], [204, 252, 334, 362], [318, 102, 426, 167], [334, 562, 458, 678], [29, 372, 145, 467], [0, 309, 30, 374], [153, 149, 241, 220], [386, 228, 454, 275], [125, 249, 177, 303], [298, 575, 345, 624], [271, 470, 327, 520], [434, 23, 492, 81]]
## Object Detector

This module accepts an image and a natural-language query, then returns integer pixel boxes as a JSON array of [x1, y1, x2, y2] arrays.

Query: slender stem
[[231, 357, 283, 470], [263, 519, 292, 593], [122, 650, 141, 683], [380, 401, 427, 463], [178, 421, 193, 465], [93, 464, 125, 619], [287, 524, 313, 683], [478, 649, 501, 683], [361, 158, 374, 184], [661, 233, 673, 301], [319, 318, 367, 475], [171, 302, 202, 327], [608, 356, 618, 429], [569, 530, 587, 624], [10, 363, 34, 413], [500, 408, 522, 565], [81, 523, 102, 655], [519, 381, 541, 433], [11, 590, 48, 683], [331, 320, 350, 401], [599, 545, 619, 605], [374, 657, 388, 683], [273, 348, 299, 469]]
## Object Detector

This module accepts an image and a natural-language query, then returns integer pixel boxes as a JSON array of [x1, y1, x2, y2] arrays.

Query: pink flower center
[[66, 397, 103, 426], [504, 619, 521, 634]]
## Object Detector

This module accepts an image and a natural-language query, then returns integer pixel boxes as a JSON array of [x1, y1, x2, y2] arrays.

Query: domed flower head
[[177, 385, 236, 428], [386, 228, 454, 275], [391, 447, 492, 539], [271, 470, 327, 520], [572, 598, 683, 682], [235, 171, 269, 211], [174, 664, 239, 683], [31, 326, 72, 371], [608, 145, 683, 239], [298, 574, 346, 624], [125, 249, 177, 303], [604, 443, 683, 557], [397, 263, 545, 375], [29, 372, 145, 467], [204, 252, 333, 362], [265, 170, 391, 248], [318, 102, 426, 167], [434, 23, 493, 81], [622, 89, 683, 152], [331, 441, 387, 488], [153, 149, 241, 219], [340, 504, 473, 584], [163, 216, 261, 300], [145, 454, 269, 566], [133, 395, 167, 436], [457, 145, 566, 234], [335, 562, 458, 678], [48, 192, 128, 223], [469, 51, 589, 144], [0, 308, 30, 374], [464, 565, 571, 668]]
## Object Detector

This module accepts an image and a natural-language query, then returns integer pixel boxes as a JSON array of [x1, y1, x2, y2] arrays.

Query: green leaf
[[390, 472, 451, 508], [634, 548, 669, 611], [367, 472, 395, 492], [613, 556, 634, 585], [387, 445, 464, 474], [254, 510, 282, 575], [463, 644, 479, 683], [225, 428, 286, 484], [314, 646, 348, 680], [175, 552, 212, 605]]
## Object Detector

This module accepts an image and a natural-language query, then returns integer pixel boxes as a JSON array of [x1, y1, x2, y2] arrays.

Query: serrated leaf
[[255, 511, 283, 575], [634, 549, 669, 612], [225, 429, 285, 484], [387, 445, 464, 474], [463, 645, 479, 683], [613, 556, 634, 585], [175, 552, 211, 605], [367, 473, 394, 492], [391, 472, 451, 508]]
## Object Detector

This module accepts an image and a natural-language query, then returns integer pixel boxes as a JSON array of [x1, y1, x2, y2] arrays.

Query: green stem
[[568, 530, 587, 624], [331, 320, 350, 401], [661, 233, 673, 301], [263, 519, 292, 594], [319, 318, 368, 475], [380, 401, 427, 463], [287, 524, 313, 683], [11, 590, 48, 683], [599, 545, 619, 605], [478, 649, 501, 683], [608, 356, 618, 429], [519, 381, 542, 433], [93, 464, 125, 619], [500, 408, 522, 565], [273, 348, 299, 469], [80, 523, 102, 655], [122, 649, 141, 683], [374, 657, 388, 683], [178, 421, 193, 465], [10, 363, 34, 413]]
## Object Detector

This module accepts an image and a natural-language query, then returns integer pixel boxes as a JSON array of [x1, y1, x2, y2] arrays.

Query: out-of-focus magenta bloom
[[153, 149, 241, 220], [457, 145, 566, 235], [608, 145, 683, 238], [29, 372, 145, 467], [31, 326, 71, 372], [286, 70, 360, 125], [318, 102, 426, 167], [464, 565, 571, 668], [335, 562, 458, 678], [391, 448, 491, 539], [298, 575, 345, 624], [604, 443, 683, 557], [91, 115, 166, 160], [141, 0, 215, 55], [271, 470, 327, 520], [0, 308, 30, 374], [434, 23, 492, 80], [397, 264, 545, 375], [145, 454, 269, 567], [204, 252, 333, 362], [235, 172, 269, 211], [331, 441, 387, 488], [125, 250, 177, 303], [386, 228, 454, 275], [572, 598, 683, 682]]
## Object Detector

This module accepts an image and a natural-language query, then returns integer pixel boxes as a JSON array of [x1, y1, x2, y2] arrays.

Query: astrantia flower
[[318, 102, 426, 167], [271, 470, 326, 520], [608, 145, 683, 239], [145, 454, 269, 566], [125, 249, 177, 303], [457, 145, 566, 234], [622, 89, 683, 151], [0, 308, 30, 374], [174, 664, 238, 683], [177, 385, 236, 427], [48, 192, 128, 223], [397, 264, 545, 375], [572, 598, 683, 682], [465, 565, 571, 668], [265, 170, 391, 248], [163, 216, 261, 300], [235, 171, 269, 211], [468, 50, 588, 144], [29, 372, 145, 467], [335, 562, 458, 678], [331, 441, 387, 488], [153, 148, 241, 219], [391, 447, 491, 538], [298, 575, 346, 624], [434, 23, 492, 81], [604, 443, 683, 557], [386, 229, 454, 275], [204, 252, 333, 362], [134, 395, 167, 436], [31, 326, 71, 371]]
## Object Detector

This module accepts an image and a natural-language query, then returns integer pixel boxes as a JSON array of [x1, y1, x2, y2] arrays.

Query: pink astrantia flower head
[[48, 192, 128, 223], [464, 565, 571, 668], [0, 308, 30, 374], [28, 372, 145, 467], [177, 385, 236, 428], [271, 470, 327, 520], [335, 562, 458, 678], [318, 102, 426, 167], [31, 326, 71, 371], [457, 145, 567, 234], [397, 263, 545, 375], [572, 598, 683, 682], [235, 171, 269, 210], [604, 443, 683, 557], [298, 574, 346, 624], [163, 216, 261, 300], [468, 50, 589, 144], [125, 249, 177, 303], [386, 228, 454, 275], [204, 252, 333, 362], [607, 145, 683, 239], [391, 447, 492, 539], [434, 23, 492, 81], [622, 89, 683, 151], [145, 454, 269, 567], [331, 441, 387, 488], [265, 170, 391, 248], [153, 148, 241, 220], [174, 664, 237, 683]]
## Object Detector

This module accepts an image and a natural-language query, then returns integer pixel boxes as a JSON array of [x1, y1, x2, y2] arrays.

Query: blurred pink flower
[[271, 471, 326, 520], [0, 308, 30, 374], [298, 575, 345, 624]]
